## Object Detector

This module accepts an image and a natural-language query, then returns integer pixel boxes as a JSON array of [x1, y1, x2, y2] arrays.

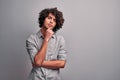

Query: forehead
[[48, 13, 56, 19]]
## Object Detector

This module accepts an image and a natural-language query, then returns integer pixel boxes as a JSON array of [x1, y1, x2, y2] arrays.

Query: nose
[[50, 19, 54, 24]]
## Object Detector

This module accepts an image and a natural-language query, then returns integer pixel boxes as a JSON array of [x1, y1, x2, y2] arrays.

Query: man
[[26, 7, 67, 80]]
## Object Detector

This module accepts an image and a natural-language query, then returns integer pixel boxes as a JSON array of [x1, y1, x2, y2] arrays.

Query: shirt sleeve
[[26, 35, 38, 64], [57, 36, 67, 60]]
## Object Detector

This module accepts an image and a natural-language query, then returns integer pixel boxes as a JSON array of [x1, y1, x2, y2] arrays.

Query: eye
[[47, 16, 52, 19]]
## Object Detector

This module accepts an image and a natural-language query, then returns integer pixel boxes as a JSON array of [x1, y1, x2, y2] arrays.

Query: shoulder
[[55, 34, 65, 42], [26, 33, 38, 42], [55, 34, 63, 39]]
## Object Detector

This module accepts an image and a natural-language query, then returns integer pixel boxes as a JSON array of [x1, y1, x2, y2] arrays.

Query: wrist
[[44, 38, 49, 42]]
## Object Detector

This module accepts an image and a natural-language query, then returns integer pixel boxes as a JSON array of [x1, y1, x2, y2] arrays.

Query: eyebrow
[[48, 15, 56, 21]]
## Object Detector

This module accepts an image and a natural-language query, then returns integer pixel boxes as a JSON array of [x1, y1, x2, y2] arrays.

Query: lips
[[48, 24, 53, 27]]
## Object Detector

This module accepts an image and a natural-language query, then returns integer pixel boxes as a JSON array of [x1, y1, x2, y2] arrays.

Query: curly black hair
[[38, 7, 64, 32]]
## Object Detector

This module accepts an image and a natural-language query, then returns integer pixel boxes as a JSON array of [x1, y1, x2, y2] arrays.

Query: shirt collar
[[37, 30, 55, 39]]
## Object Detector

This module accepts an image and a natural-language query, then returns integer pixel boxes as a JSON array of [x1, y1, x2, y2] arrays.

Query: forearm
[[41, 60, 66, 69], [33, 60, 66, 69], [34, 40, 48, 66]]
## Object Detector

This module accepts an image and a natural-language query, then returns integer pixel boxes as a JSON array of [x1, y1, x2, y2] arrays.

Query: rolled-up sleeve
[[57, 36, 67, 60], [26, 35, 38, 63]]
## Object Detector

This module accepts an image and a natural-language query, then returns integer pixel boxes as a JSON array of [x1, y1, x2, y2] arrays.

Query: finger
[[47, 28, 52, 30], [47, 29, 54, 34], [48, 27, 53, 30], [49, 30, 54, 34]]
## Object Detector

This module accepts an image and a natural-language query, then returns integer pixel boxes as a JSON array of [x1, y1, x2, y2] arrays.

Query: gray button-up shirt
[[26, 30, 67, 80]]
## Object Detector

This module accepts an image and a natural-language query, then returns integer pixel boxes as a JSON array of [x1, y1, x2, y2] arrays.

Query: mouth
[[48, 24, 53, 27]]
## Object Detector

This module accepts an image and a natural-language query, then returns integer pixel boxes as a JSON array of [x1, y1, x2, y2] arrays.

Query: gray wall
[[0, 0, 120, 80]]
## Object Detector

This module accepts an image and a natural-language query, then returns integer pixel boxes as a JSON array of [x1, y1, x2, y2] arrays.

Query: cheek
[[44, 19, 49, 25], [45, 18, 49, 22], [45, 19, 49, 23]]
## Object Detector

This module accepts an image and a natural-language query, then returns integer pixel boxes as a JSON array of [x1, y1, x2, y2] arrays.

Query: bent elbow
[[34, 57, 43, 67], [35, 60, 42, 66]]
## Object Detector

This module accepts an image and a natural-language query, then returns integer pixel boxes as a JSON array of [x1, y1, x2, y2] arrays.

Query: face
[[43, 13, 56, 30]]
